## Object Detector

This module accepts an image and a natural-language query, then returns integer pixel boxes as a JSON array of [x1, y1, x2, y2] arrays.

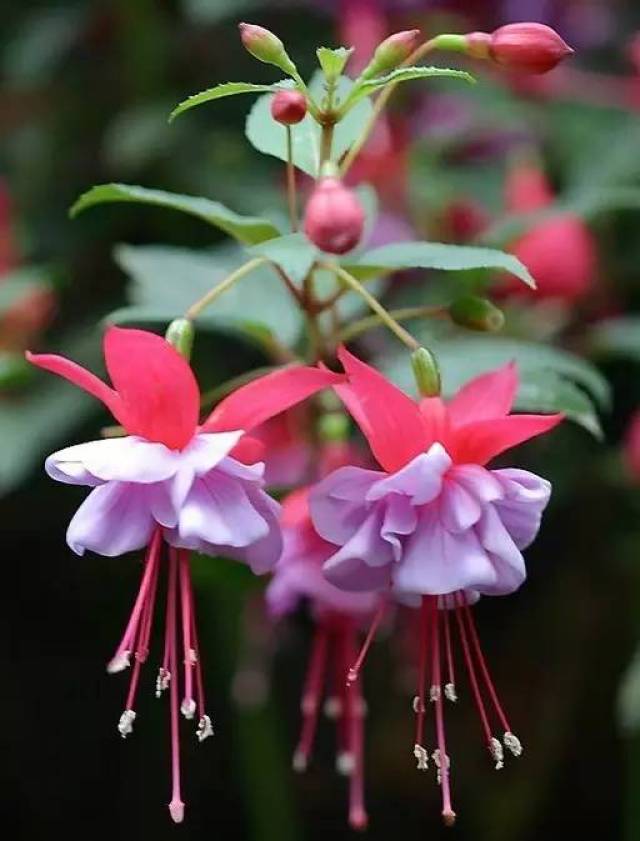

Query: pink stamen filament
[[108, 530, 162, 672], [186, 570, 207, 723], [431, 602, 456, 827], [293, 622, 330, 771], [346, 601, 386, 685], [461, 600, 511, 734], [178, 551, 195, 719], [442, 606, 456, 696], [167, 550, 185, 823], [335, 626, 351, 772], [414, 596, 431, 753], [344, 623, 368, 831], [452, 593, 493, 747]]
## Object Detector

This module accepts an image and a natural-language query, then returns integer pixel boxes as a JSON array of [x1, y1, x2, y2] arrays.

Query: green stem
[[322, 262, 420, 351], [337, 305, 447, 344], [319, 121, 335, 168], [185, 257, 268, 320]]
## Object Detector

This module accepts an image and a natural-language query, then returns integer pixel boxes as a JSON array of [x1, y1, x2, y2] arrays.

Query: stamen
[[442, 607, 457, 702], [431, 604, 456, 827], [156, 667, 170, 698], [503, 731, 523, 757], [117, 709, 136, 738], [430, 684, 441, 703], [108, 531, 162, 673], [187, 569, 211, 735], [344, 623, 368, 832], [489, 737, 504, 770], [346, 601, 386, 685], [413, 596, 432, 768], [197, 715, 214, 742], [336, 751, 356, 776], [292, 622, 330, 772], [167, 550, 185, 824], [324, 697, 342, 718], [178, 551, 195, 720]]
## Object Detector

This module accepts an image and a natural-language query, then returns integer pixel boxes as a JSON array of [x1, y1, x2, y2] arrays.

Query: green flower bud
[[165, 318, 194, 360], [448, 296, 505, 332], [411, 347, 441, 397], [238, 22, 298, 78], [360, 30, 420, 79]]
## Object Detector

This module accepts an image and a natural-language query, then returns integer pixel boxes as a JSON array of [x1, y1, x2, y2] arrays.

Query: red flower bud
[[508, 214, 596, 301], [467, 23, 573, 75], [303, 178, 365, 255], [505, 160, 554, 213], [363, 29, 421, 77], [270, 90, 307, 125]]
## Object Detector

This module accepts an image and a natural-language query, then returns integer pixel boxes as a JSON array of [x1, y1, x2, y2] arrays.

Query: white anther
[[292, 750, 307, 772], [324, 697, 342, 718], [181, 698, 196, 720], [429, 684, 441, 703], [107, 650, 131, 674], [155, 667, 170, 698], [117, 709, 136, 738], [412, 695, 425, 713], [444, 683, 458, 702], [336, 751, 356, 776], [196, 714, 214, 742], [188, 648, 198, 665], [413, 744, 429, 771], [489, 737, 504, 770], [503, 731, 523, 757], [431, 749, 451, 784]]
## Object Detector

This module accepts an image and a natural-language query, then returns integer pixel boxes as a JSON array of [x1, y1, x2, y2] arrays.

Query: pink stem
[[453, 592, 493, 744], [461, 599, 511, 733], [167, 550, 184, 824], [345, 623, 368, 831], [179, 551, 194, 717], [293, 622, 330, 771], [108, 530, 161, 672], [432, 602, 455, 827], [346, 601, 386, 685], [414, 596, 431, 749], [186, 569, 206, 720], [442, 606, 456, 692]]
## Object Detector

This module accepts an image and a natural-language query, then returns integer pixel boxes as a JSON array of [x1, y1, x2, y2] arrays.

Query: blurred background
[[4, 1, 640, 839]]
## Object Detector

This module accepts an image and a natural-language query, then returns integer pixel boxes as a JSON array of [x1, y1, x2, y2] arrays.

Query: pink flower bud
[[466, 23, 573, 74], [238, 22, 285, 64], [365, 29, 421, 76], [270, 90, 307, 125], [505, 160, 554, 213], [303, 178, 365, 255]]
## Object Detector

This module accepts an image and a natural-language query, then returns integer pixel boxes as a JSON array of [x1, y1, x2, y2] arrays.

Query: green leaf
[[345, 241, 535, 288], [379, 335, 609, 437], [248, 233, 318, 284], [169, 80, 292, 122], [317, 46, 354, 80], [346, 65, 475, 106], [245, 73, 373, 176], [0, 267, 51, 314], [70, 184, 281, 245], [0, 352, 33, 391], [589, 317, 640, 362], [113, 243, 303, 346]]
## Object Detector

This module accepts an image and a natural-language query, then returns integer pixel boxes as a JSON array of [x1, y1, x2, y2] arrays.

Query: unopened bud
[[270, 89, 307, 125], [449, 296, 505, 332], [361, 30, 421, 78], [303, 177, 365, 254], [466, 23, 573, 75], [505, 159, 553, 213], [165, 318, 194, 360], [411, 347, 441, 397], [238, 22, 297, 76]]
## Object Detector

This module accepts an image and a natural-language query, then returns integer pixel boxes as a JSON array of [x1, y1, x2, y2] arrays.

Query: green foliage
[[589, 317, 640, 362], [344, 241, 536, 287], [248, 233, 318, 284], [245, 73, 373, 176], [111, 243, 303, 346], [316, 46, 353, 80], [0, 267, 51, 313], [345, 65, 475, 107], [169, 80, 293, 122], [70, 184, 281, 245], [380, 334, 609, 437]]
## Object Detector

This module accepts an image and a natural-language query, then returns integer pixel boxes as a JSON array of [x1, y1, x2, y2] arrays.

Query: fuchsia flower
[[309, 348, 562, 825], [304, 177, 365, 255], [26, 326, 341, 823], [267, 480, 379, 831]]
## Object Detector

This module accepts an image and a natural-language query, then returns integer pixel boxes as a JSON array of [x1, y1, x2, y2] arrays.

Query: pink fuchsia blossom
[[309, 348, 561, 824], [267, 486, 378, 830], [466, 23, 574, 75], [252, 410, 313, 488], [26, 325, 341, 822]]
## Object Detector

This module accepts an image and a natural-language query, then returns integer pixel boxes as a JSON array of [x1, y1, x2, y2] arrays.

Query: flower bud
[[505, 159, 553, 213], [165, 318, 194, 360], [411, 347, 441, 397], [270, 89, 307, 125], [303, 178, 365, 254], [448, 296, 505, 332], [466, 23, 573, 74], [361, 29, 421, 78], [238, 22, 297, 76], [318, 411, 350, 443]]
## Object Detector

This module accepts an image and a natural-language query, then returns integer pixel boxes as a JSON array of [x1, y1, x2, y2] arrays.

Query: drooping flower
[[267, 477, 379, 831], [26, 325, 341, 822], [309, 348, 562, 824]]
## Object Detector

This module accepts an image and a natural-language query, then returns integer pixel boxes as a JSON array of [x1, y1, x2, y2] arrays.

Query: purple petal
[[366, 445, 451, 505], [475, 505, 526, 595], [448, 464, 504, 503], [381, 494, 418, 561], [492, 468, 551, 549], [322, 509, 395, 592], [309, 466, 380, 545], [439, 479, 483, 533], [66, 482, 156, 556], [182, 431, 244, 474]]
